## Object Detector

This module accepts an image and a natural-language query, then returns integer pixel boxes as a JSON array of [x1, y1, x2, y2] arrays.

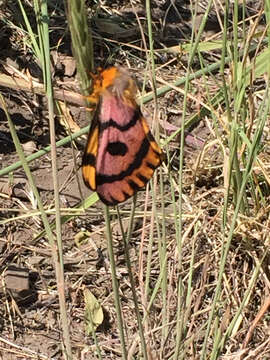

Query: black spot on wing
[[99, 108, 140, 133], [137, 173, 148, 184], [128, 179, 141, 192], [82, 153, 96, 166], [96, 137, 150, 185], [146, 131, 155, 142], [146, 162, 156, 171], [107, 141, 128, 156]]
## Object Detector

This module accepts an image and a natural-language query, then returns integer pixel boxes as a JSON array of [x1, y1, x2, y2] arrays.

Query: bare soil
[[0, 1, 268, 359]]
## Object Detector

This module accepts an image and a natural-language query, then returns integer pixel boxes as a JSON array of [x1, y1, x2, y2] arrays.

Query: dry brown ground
[[0, 1, 269, 359]]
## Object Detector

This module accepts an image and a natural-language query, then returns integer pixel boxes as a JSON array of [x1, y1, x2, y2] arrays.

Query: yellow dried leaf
[[84, 288, 104, 335]]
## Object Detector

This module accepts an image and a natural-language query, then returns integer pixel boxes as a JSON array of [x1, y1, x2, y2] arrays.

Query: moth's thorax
[[87, 67, 138, 107]]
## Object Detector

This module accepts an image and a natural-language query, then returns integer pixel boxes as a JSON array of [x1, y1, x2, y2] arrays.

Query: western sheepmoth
[[82, 66, 163, 206]]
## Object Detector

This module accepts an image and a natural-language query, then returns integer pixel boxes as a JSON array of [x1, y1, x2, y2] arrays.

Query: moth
[[82, 66, 163, 205]]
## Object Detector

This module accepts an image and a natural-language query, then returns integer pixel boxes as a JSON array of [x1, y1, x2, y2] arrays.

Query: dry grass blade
[[1, 1, 270, 359]]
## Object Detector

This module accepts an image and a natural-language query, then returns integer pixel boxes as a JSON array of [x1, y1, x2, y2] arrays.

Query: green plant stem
[[0, 126, 89, 177], [104, 205, 128, 360], [34, 1, 72, 358], [116, 196, 148, 359]]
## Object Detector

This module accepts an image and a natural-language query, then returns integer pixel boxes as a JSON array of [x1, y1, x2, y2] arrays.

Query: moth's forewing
[[94, 96, 162, 205], [82, 118, 99, 191], [82, 67, 163, 205]]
